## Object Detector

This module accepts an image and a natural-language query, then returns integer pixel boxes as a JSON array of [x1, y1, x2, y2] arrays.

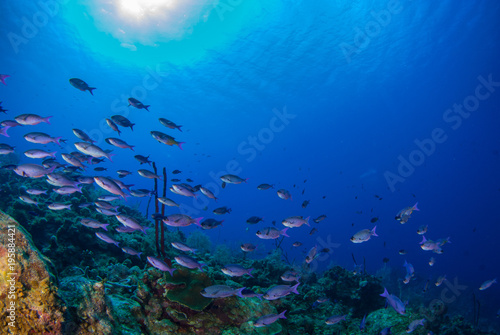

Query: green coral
[[163, 268, 213, 311]]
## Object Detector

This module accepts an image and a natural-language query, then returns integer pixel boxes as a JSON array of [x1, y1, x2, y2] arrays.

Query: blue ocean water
[[1, 0, 500, 331]]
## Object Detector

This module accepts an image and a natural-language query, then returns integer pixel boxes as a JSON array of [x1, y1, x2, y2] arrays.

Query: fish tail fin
[[413, 202, 420, 211], [144, 105, 150, 111], [168, 268, 176, 277], [107, 153, 115, 162], [420, 235, 427, 244], [50, 151, 57, 158], [371, 225, 378, 236], [194, 217, 203, 226], [257, 294, 263, 301], [47, 165, 57, 174], [44, 116, 53, 124], [77, 185, 83, 193], [380, 287, 389, 298], [192, 249, 197, 254], [291, 283, 300, 294], [137, 252, 142, 260], [305, 216, 310, 226], [235, 287, 246, 298], [130, 146, 135, 151], [177, 142, 185, 150], [177, 125, 182, 132], [54, 137, 63, 145], [102, 224, 109, 231], [0, 75, 9, 85], [278, 310, 287, 319], [0, 126, 10, 137], [88, 87, 96, 95], [114, 241, 120, 247], [281, 227, 290, 237], [130, 123, 135, 131], [248, 268, 254, 277]]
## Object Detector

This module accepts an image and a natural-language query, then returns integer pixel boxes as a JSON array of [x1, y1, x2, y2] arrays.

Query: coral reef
[[0, 211, 64, 334], [0, 200, 497, 335]]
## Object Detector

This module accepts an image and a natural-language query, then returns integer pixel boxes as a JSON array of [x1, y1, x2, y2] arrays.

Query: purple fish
[[19, 195, 38, 205], [277, 189, 292, 200], [254, 310, 286, 327], [115, 214, 148, 234], [325, 314, 346, 325], [171, 184, 197, 198], [281, 271, 300, 282], [54, 185, 83, 195], [80, 218, 109, 231], [200, 285, 246, 298], [73, 128, 96, 143], [147, 256, 176, 276], [15, 114, 52, 126], [380, 287, 406, 315], [115, 226, 137, 233], [305, 245, 318, 263], [95, 232, 120, 247], [122, 247, 142, 259], [96, 207, 120, 216], [94, 176, 128, 200], [174, 255, 205, 271], [263, 283, 300, 300], [256, 227, 289, 240], [404, 260, 414, 277], [171, 242, 197, 253], [48, 203, 71, 210], [47, 173, 80, 187], [24, 132, 63, 145], [163, 214, 202, 227], [220, 174, 247, 184], [14, 164, 55, 178], [221, 264, 253, 277], [406, 319, 425, 333], [26, 189, 47, 195], [240, 288, 263, 300], [351, 226, 378, 243]]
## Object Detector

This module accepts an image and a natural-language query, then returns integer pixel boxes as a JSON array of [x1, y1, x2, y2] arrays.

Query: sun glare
[[119, 0, 176, 20]]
